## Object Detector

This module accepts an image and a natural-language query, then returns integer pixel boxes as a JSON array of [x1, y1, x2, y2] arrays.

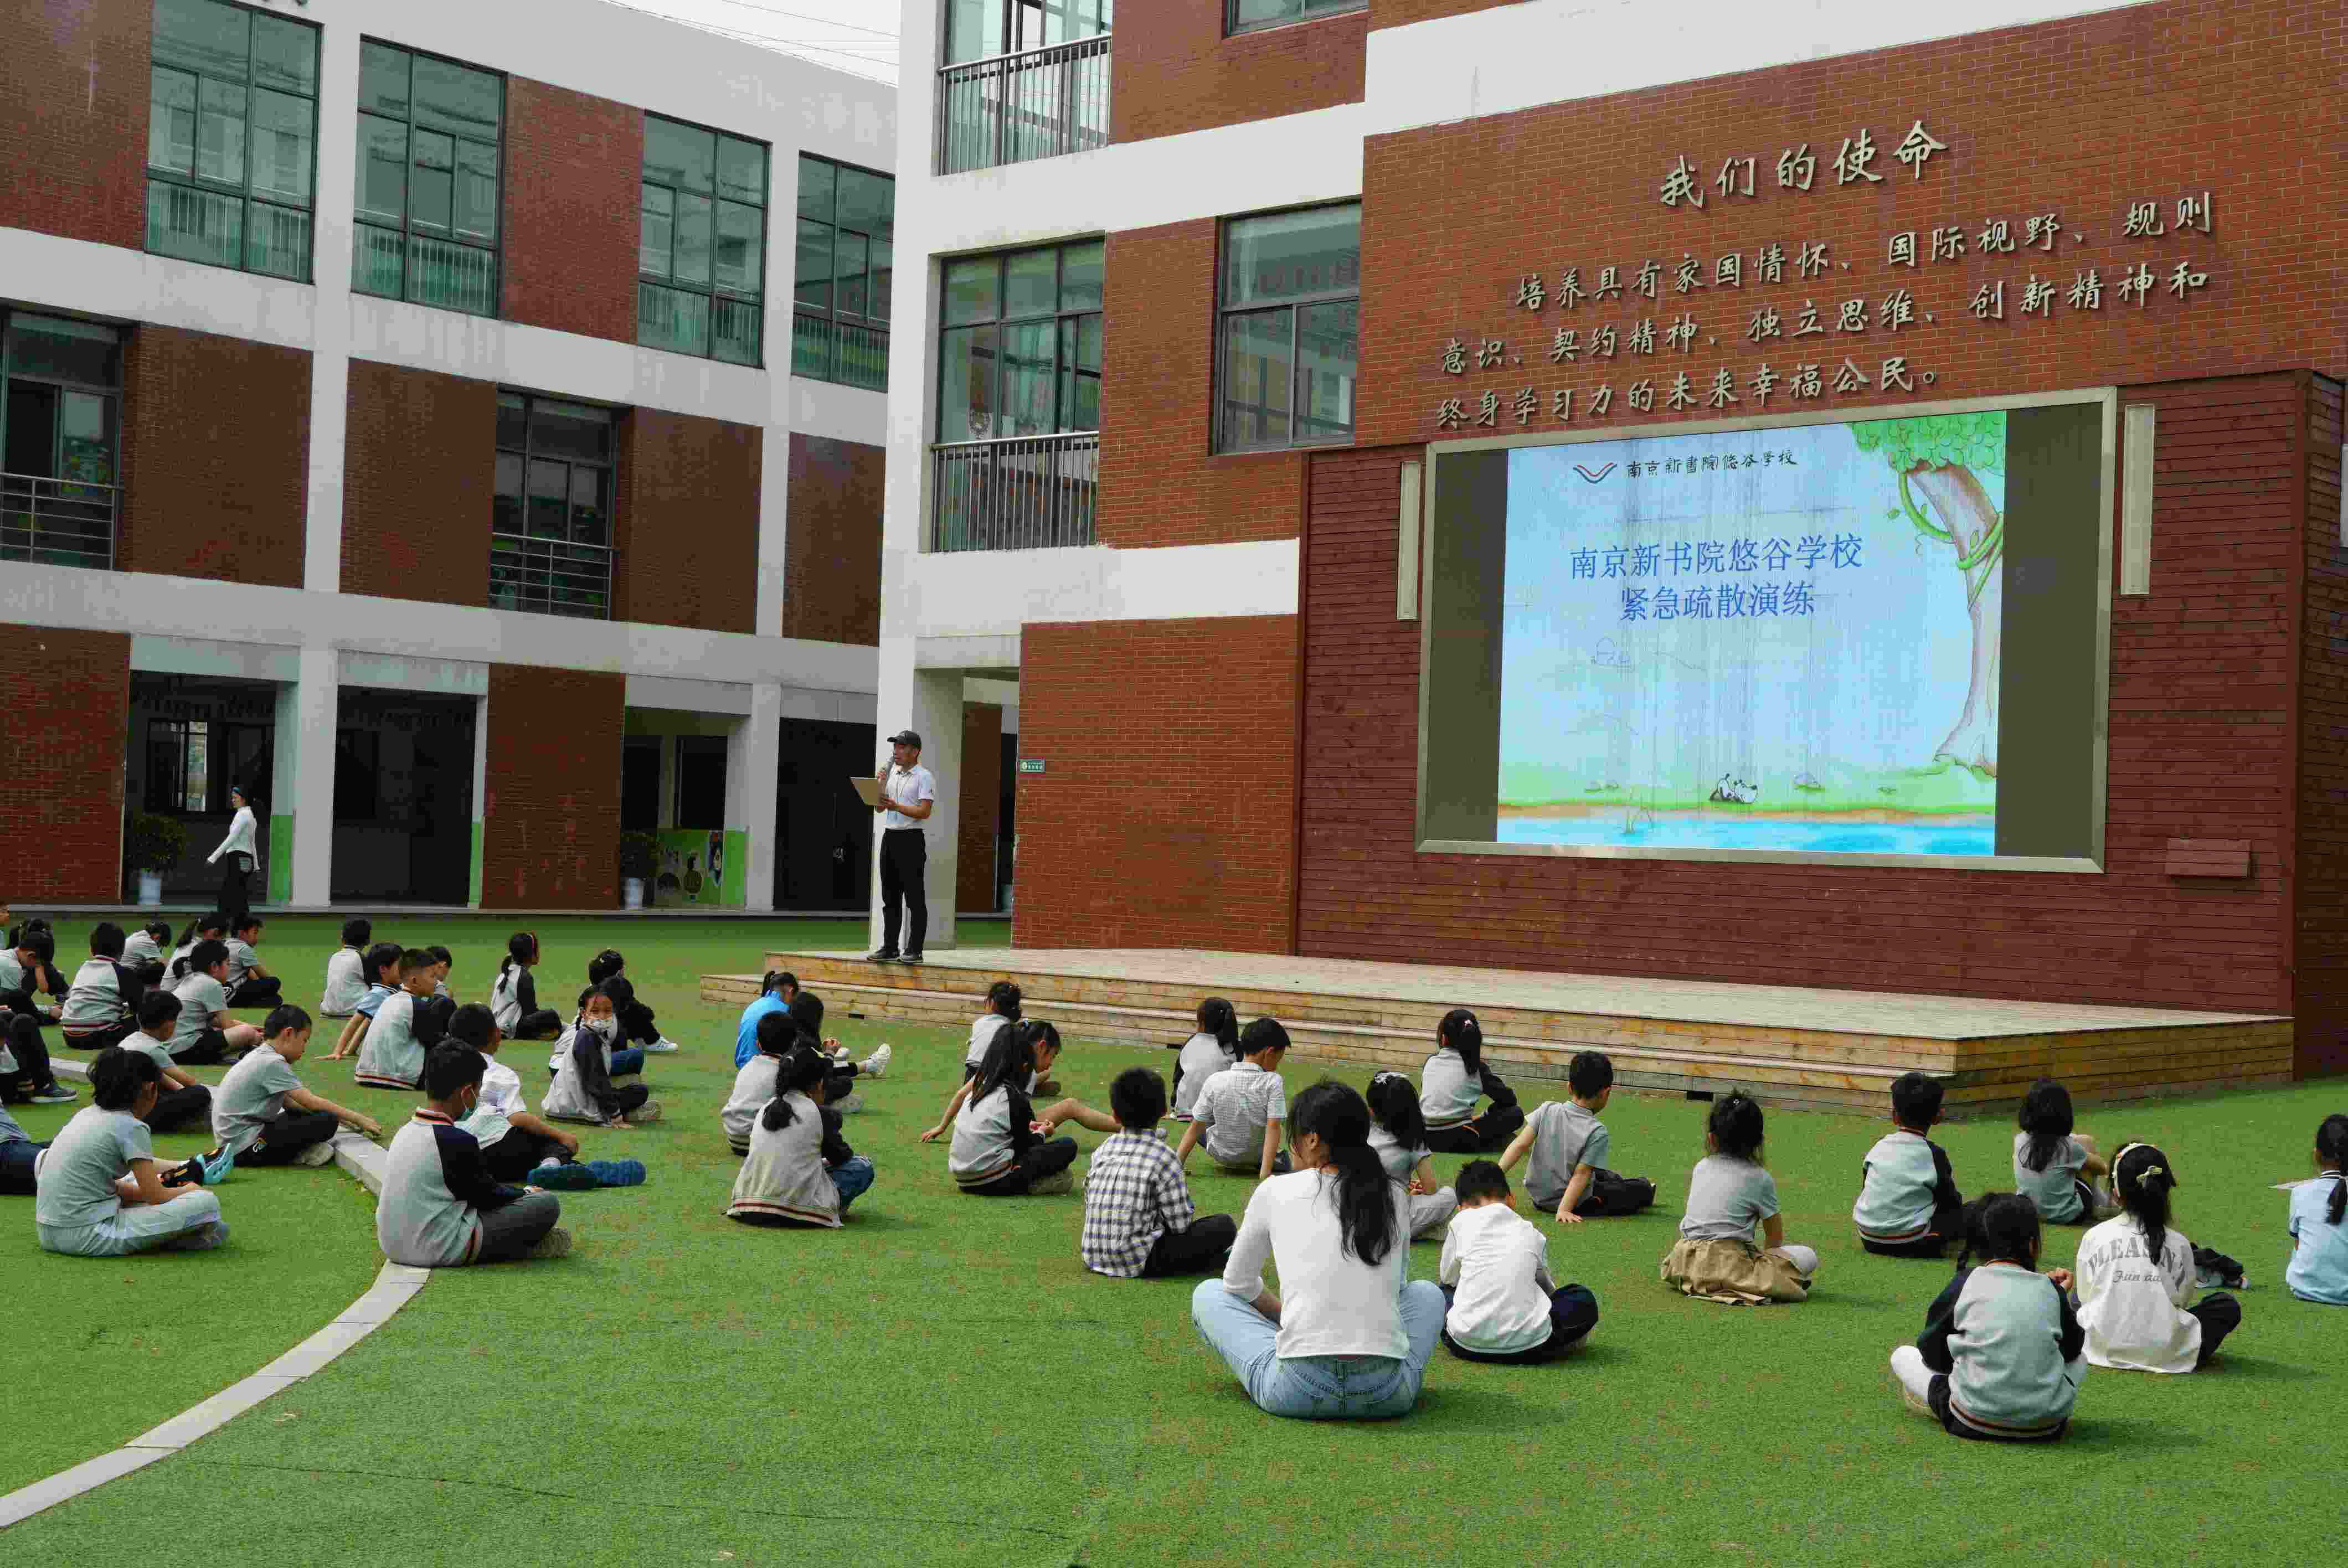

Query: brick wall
[[2296, 373, 2348, 1076], [0, 627, 128, 901], [782, 434, 882, 644], [1371, 0, 1521, 24], [1113, 1, 1366, 144], [614, 410, 759, 633], [480, 665, 624, 909], [959, 703, 1003, 913], [1296, 374, 2311, 1016], [1016, 617, 1299, 952], [1098, 220, 1305, 548], [503, 78, 640, 344], [119, 325, 309, 586], [1360, 0, 2345, 450], [0, 0, 147, 249], [342, 360, 495, 605]]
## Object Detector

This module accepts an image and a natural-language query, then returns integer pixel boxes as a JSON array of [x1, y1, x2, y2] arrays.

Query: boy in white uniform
[[1438, 1160, 1599, 1363], [1172, 1018, 1293, 1180]]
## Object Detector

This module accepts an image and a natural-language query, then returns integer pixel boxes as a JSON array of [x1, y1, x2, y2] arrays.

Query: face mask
[[586, 1017, 615, 1039]]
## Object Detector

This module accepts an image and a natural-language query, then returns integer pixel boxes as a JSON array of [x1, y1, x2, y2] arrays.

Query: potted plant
[[617, 832, 658, 911], [125, 812, 189, 907]]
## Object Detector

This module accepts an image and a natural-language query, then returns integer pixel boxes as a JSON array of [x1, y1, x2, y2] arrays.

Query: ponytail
[[2317, 1114, 2348, 1226], [1954, 1192, 2041, 1272], [2112, 1143, 2175, 1266], [986, 979, 1023, 1022], [759, 1045, 831, 1133], [499, 931, 536, 978], [976, 1018, 1056, 1104], [1198, 996, 1239, 1059], [1364, 1071, 1427, 1151], [1290, 1079, 1398, 1267], [1439, 1008, 1484, 1076]]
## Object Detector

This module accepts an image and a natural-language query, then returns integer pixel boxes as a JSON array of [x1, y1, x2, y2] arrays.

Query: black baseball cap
[[887, 730, 923, 748]]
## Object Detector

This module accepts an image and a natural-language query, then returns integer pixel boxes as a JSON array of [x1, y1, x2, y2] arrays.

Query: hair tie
[[1369, 1070, 1402, 1086], [2138, 1164, 2165, 1183]]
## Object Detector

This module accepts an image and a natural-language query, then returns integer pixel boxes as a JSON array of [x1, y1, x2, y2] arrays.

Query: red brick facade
[[958, 703, 1003, 914], [782, 434, 883, 644], [0, 627, 129, 901], [1371, 0, 1518, 25], [0, 0, 147, 250], [341, 360, 496, 605], [1098, 220, 1306, 548], [2295, 375, 2348, 1076], [614, 410, 759, 634], [1112, 1, 1366, 145], [480, 664, 624, 909], [502, 78, 640, 344], [1016, 617, 1299, 952], [118, 325, 309, 586]]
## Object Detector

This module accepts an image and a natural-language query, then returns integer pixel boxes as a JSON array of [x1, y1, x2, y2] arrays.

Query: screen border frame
[[1414, 386, 2117, 874]]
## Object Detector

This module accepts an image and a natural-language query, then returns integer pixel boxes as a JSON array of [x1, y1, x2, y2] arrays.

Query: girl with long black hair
[[1171, 996, 1241, 1121], [1419, 1008, 1526, 1154], [2073, 1142, 2241, 1371], [2286, 1115, 2348, 1304]]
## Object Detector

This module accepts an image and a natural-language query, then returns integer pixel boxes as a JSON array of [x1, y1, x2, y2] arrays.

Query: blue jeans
[[1190, 1277, 1445, 1420], [829, 1156, 876, 1213], [609, 1046, 646, 1077]]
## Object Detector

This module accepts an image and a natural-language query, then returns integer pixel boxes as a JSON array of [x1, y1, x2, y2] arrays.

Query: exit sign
[[1017, 759, 1046, 774]]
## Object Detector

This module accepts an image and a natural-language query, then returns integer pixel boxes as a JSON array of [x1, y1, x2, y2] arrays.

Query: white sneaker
[[295, 1141, 337, 1168], [643, 1036, 681, 1055], [832, 1091, 866, 1115], [859, 1043, 892, 1080], [537, 1156, 564, 1170], [627, 1099, 663, 1125]]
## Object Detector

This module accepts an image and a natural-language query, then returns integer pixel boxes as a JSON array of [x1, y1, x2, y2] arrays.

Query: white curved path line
[[0, 1061, 426, 1530]]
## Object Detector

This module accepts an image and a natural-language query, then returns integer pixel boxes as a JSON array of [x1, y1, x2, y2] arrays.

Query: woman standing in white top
[[1190, 1079, 1445, 1419], [206, 785, 259, 919]]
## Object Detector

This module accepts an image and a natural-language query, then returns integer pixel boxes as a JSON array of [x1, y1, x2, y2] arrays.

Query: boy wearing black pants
[[1852, 1072, 1964, 1258], [1080, 1068, 1237, 1278]]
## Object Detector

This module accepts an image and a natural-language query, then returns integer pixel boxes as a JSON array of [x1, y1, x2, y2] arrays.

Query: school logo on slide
[[1573, 463, 1617, 483]]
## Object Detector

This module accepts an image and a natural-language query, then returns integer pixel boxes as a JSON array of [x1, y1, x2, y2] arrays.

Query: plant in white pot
[[617, 832, 658, 911], [126, 812, 189, 907]]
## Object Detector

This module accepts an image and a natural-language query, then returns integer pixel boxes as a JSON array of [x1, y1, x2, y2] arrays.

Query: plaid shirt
[[1079, 1127, 1196, 1277]]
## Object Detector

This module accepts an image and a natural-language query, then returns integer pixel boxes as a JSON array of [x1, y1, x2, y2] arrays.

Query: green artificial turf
[[6, 912, 2347, 1567]]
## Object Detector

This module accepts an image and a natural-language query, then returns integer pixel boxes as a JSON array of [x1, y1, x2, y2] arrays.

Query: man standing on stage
[[868, 729, 936, 964]]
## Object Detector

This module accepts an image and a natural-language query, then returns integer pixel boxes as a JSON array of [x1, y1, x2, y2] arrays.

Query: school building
[[0, 0, 1033, 915], [878, 0, 2347, 1079]]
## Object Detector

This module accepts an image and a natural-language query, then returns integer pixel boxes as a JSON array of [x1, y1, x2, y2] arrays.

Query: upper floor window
[[146, 0, 318, 280], [639, 116, 768, 366], [1216, 204, 1358, 452], [1228, 0, 1364, 35], [492, 393, 615, 620], [938, 1, 1113, 173], [352, 42, 503, 318], [936, 240, 1102, 443], [1, 312, 122, 570], [792, 154, 893, 391], [945, 0, 1113, 62]]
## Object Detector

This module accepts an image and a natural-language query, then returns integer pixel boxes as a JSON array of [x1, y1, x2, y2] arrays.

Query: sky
[[607, 0, 901, 82]]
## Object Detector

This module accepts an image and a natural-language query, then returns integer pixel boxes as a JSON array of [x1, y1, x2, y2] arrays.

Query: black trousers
[[1863, 1198, 1966, 1258], [961, 1136, 1077, 1196], [143, 1083, 213, 1134], [171, 1028, 231, 1066], [219, 855, 251, 919], [1440, 1282, 1600, 1363], [2191, 1292, 2243, 1363], [63, 1019, 139, 1052], [511, 1008, 564, 1041], [483, 1128, 574, 1183], [0, 1014, 57, 1097], [879, 828, 928, 957], [1423, 1102, 1528, 1154], [0, 1136, 43, 1195], [226, 976, 282, 1007], [235, 1109, 340, 1165], [599, 1083, 652, 1121], [619, 999, 660, 1048], [1139, 1213, 1238, 1277]]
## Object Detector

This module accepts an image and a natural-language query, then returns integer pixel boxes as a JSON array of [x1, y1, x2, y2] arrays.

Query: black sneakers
[[864, 948, 899, 963]]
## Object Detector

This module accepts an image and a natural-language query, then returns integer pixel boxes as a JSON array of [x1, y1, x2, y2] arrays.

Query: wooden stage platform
[[703, 948, 2294, 1116]]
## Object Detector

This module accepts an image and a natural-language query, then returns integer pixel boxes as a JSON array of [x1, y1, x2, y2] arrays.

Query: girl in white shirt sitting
[[2073, 1142, 2241, 1372], [1189, 1079, 1446, 1420], [1171, 996, 1240, 1121]]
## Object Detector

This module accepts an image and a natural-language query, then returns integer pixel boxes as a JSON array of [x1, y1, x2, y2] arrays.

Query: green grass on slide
[[6, 914, 2348, 1568]]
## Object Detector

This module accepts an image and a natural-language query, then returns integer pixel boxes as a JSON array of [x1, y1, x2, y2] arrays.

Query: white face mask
[[585, 1016, 615, 1039]]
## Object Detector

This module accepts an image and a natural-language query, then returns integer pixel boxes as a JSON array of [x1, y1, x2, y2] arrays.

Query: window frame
[[639, 112, 771, 367], [145, 0, 321, 282], [792, 151, 894, 391], [351, 38, 506, 318], [490, 390, 619, 621], [944, 0, 1114, 64], [1213, 202, 1360, 454], [933, 239, 1103, 445], [1225, 0, 1364, 38]]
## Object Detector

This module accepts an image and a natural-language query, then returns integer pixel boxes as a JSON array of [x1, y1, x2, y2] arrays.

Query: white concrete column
[[288, 646, 338, 907], [737, 683, 783, 912], [301, 22, 361, 594], [868, 665, 963, 952]]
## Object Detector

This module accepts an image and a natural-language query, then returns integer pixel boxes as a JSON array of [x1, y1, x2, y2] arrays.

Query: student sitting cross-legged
[[723, 1011, 796, 1155], [445, 1004, 640, 1190], [3, 1014, 76, 1107], [59, 921, 146, 1055], [949, 1020, 1117, 1197], [1080, 1066, 1237, 1278], [377, 1043, 570, 1267], [2286, 1114, 2348, 1305], [727, 1043, 874, 1227], [1172, 1017, 1294, 1181], [354, 950, 447, 1091], [1419, 1009, 1527, 1155], [490, 932, 565, 1042], [2073, 1142, 2241, 1371], [220, 914, 282, 1008], [169, 940, 265, 1067], [1, 1102, 47, 1195], [1890, 1193, 2086, 1441], [0, 925, 65, 1029], [1190, 1080, 1447, 1420], [1496, 1050, 1656, 1223], [1659, 1093, 1819, 1305], [1438, 1160, 1600, 1363], [542, 983, 660, 1127], [33, 1046, 228, 1257], [318, 919, 373, 1019], [1364, 1071, 1456, 1240], [328, 943, 404, 1061], [121, 919, 172, 987], [210, 1004, 383, 1170], [1852, 1071, 1964, 1258], [123, 991, 219, 1135]]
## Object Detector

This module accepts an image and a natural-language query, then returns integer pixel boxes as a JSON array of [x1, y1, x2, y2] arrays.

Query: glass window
[[492, 392, 615, 620], [948, 0, 1113, 61], [643, 116, 767, 367], [931, 239, 1103, 443], [1, 310, 122, 569], [349, 41, 503, 318], [146, 0, 316, 281], [1216, 204, 1357, 451], [1227, 0, 1363, 36], [791, 152, 892, 389]]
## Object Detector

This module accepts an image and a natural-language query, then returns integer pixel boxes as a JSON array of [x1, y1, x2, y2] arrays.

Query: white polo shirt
[[881, 765, 936, 832]]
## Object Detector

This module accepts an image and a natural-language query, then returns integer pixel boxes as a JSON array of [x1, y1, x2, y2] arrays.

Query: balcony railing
[[931, 432, 1098, 552], [1, 473, 117, 568], [936, 35, 1111, 174], [489, 533, 614, 620], [792, 312, 889, 391]]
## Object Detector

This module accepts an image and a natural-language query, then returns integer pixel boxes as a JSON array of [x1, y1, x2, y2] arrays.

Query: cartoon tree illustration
[[1851, 412, 2005, 776]]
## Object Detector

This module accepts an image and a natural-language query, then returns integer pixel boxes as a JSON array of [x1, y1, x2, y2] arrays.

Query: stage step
[[703, 950, 2295, 1117]]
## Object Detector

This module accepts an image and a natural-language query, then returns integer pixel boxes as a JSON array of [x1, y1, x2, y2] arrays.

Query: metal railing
[[1, 473, 117, 568], [488, 533, 614, 620], [930, 432, 1098, 552], [792, 312, 889, 391], [936, 34, 1111, 174]]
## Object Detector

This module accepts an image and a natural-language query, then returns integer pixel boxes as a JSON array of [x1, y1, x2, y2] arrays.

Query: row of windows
[[935, 0, 1357, 59], [140, 0, 892, 386]]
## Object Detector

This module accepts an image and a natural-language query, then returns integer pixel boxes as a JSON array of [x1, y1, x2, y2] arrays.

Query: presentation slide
[[1496, 413, 2007, 856]]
